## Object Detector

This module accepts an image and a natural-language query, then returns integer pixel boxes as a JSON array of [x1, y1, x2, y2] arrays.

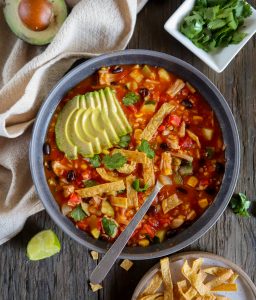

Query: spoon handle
[[90, 180, 163, 284]]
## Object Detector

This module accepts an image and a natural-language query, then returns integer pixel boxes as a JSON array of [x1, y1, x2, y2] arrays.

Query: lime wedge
[[27, 230, 61, 261]]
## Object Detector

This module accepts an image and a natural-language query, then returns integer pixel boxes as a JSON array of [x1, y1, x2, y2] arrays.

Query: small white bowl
[[164, 0, 256, 73]]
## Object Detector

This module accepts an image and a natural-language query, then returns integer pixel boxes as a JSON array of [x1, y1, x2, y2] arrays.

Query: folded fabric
[[0, 0, 147, 245]]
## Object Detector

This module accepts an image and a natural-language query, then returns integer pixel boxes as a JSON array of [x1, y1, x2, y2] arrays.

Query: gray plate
[[29, 49, 240, 260]]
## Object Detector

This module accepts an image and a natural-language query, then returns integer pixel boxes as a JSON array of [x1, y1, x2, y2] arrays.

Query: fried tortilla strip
[[160, 257, 173, 300], [120, 259, 133, 271], [211, 283, 237, 292], [215, 296, 230, 300], [181, 260, 210, 296], [143, 157, 155, 187], [113, 149, 147, 164], [205, 269, 234, 289], [96, 168, 119, 182], [141, 103, 176, 141], [90, 283, 103, 292], [177, 280, 198, 300], [117, 161, 136, 174], [162, 193, 182, 214], [139, 293, 163, 300], [203, 268, 238, 284], [110, 196, 128, 208], [126, 175, 138, 209], [186, 129, 201, 148], [227, 273, 239, 283], [90, 250, 99, 260], [141, 272, 163, 296], [170, 151, 193, 162], [76, 180, 125, 197]]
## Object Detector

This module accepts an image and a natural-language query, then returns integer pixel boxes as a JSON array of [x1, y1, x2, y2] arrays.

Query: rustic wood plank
[[0, 0, 255, 299]]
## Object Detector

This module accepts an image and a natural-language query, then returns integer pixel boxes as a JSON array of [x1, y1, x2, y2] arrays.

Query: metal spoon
[[90, 180, 164, 284]]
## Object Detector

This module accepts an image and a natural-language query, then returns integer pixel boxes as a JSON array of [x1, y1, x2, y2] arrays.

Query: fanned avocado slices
[[55, 88, 132, 159]]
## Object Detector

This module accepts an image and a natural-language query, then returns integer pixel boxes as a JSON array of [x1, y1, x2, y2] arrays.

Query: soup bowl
[[30, 49, 240, 259]]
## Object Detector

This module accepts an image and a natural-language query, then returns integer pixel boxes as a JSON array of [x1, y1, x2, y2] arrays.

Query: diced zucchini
[[81, 202, 90, 216], [91, 228, 100, 239], [129, 69, 144, 83], [126, 81, 138, 91], [173, 172, 183, 185], [155, 229, 167, 243], [138, 239, 150, 247], [179, 162, 193, 176], [158, 68, 170, 81], [187, 176, 198, 187], [142, 65, 155, 79], [102, 217, 118, 238], [205, 147, 215, 159], [101, 200, 114, 217], [202, 128, 213, 140], [140, 101, 157, 114]]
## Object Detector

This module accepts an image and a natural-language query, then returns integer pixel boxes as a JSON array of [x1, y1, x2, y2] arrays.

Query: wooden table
[[1, 1, 255, 299]]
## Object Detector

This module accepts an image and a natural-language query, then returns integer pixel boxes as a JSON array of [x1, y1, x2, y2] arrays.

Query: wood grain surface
[[1, 1, 255, 299]]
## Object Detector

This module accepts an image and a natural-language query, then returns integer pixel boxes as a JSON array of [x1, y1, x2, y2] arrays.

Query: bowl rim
[[30, 49, 240, 259]]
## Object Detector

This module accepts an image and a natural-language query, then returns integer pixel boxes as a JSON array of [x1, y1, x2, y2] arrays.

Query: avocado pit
[[18, 0, 53, 31]]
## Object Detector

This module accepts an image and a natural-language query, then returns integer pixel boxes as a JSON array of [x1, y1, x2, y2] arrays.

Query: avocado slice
[[55, 88, 132, 159], [3, 0, 67, 45], [55, 97, 79, 159]]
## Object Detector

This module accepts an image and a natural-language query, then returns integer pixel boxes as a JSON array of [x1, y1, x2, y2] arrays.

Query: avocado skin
[[55, 88, 132, 159], [3, 0, 68, 45]]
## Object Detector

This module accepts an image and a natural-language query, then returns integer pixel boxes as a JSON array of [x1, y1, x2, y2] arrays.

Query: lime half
[[27, 230, 61, 261]]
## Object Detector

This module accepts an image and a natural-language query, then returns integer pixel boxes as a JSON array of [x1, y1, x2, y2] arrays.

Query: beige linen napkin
[[0, 0, 147, 244]]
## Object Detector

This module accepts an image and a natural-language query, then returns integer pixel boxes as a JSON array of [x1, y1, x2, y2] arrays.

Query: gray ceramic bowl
[[30, 50, 240, 259]]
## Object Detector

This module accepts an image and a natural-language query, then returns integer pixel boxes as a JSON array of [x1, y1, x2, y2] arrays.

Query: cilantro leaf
[[118, 135, 131, 148], [89, 154, 101, 168], [137, 139, 155, 159], [229, 193, 251, 217], [132, 178, 149, 192], [70, 205, 86, 221], [122, 92, 140, 106], [83, 180, 98, 187], [102, 217, 118, 237], [103, 153, 127, 170]]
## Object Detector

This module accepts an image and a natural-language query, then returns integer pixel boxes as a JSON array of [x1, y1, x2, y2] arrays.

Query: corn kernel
[[163, 168, 172, 175], [138, 239, 149, 247], [134, 129, 143, 140], [156, 136, 163, 144], [102, 149, 110, 155], [187, 176, 198, 187], [198, 198, 208, 208], [81, 163, 88, 170], [135, 113, 143, 118]]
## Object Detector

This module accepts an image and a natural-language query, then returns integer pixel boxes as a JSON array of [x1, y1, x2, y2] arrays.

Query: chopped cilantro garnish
[[83, 180, 98, 187], [180, 0, 252, 52], [132, 178, 149, 192], [137, 139, 155, 159], [70, 205, 86, 221], [118, 135, 131, 148], [89, 154, 101, 168], [229, 193, 251, 217], [103, 153, 127, 170], [122, 92, 140, 106], [102, 217, 118, 237]]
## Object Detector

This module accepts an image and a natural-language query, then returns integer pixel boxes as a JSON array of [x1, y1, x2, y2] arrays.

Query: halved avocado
[[3, 0, 67, 45]]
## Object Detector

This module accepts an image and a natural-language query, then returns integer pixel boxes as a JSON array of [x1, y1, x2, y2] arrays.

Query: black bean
[[160, 143, 169, 150], [44, 160, 52, 170], [198, 158, 206, 167], [181, 99, 193, 109], [215, 162, 225, 174], [139, 88, 149, 97], [176, 187, 188, 194], [67, 170, 76, 182], [205, 186, 216, 196], [183, 220, 193, 228], [166, 229, 178, 238], [147, 206, 158, 215], [111, 66, 123, 74], [43, 142, 51, 155]]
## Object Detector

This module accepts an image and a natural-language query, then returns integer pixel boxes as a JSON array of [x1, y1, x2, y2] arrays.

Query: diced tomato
[[127, 105, 138, 113], [199, 178, 209, 186], [158, 125, 166, 132], [67, 193, 81, 206], [168, 115, 181, 127], [147, 217, 159, 228], [76, 220, 88, 230], [179, 136, 193, 148], [141, 224, 155, 238]]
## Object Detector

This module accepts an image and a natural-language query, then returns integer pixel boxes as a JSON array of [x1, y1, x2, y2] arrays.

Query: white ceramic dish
[[132, 251, 256, 300], [164, 0, 256, 73]]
